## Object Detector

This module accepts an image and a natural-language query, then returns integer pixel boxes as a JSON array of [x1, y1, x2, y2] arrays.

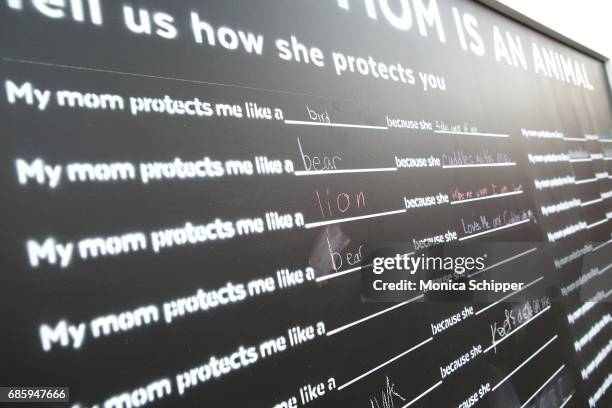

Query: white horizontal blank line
[[284, 119, 388, 130], [434, 130, 509, 138], [559, 394, 573, 408], [492, 334, 558, 392], [401, 380, 443, 408], [569, 158, 593, 163], [315, 263, 372, 282], [587, 218, 609, 229], [575, 178, 598, 184], [599, 262, 612, 274], [564, 137, 587, 142], [451, 190, 523, 205], [581, 198, 603, 207], [442, 162, 516, 169], [327, 294, 424, 336], [520, 365, 565, 408], [459, 219, 530, 241], [484, 306, 550, 353], [469, 247, 537, 278], [295, 167, 396, 176], [337, 337, 433, 390], [592, 236, 612, 252], [305, 209, 406, 229], [475, 276, 543, 316]]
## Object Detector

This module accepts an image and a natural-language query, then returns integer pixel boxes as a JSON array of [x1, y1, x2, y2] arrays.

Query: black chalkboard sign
[[0, 1, 610, 407]]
